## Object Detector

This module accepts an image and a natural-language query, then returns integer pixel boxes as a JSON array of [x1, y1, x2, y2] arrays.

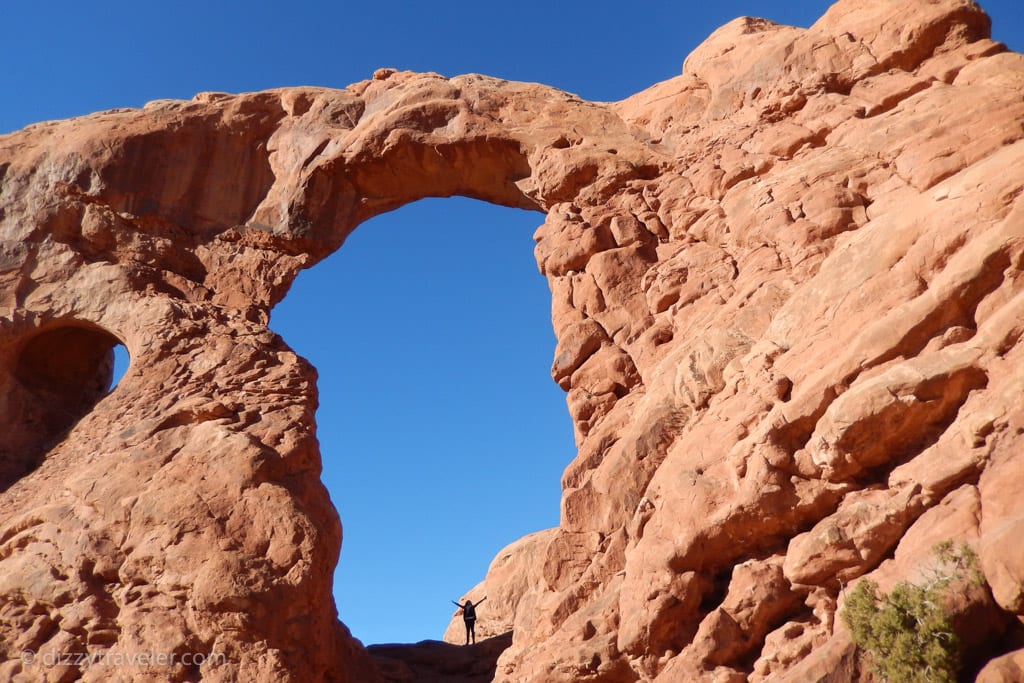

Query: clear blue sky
[[6, 0, 1021, 647]]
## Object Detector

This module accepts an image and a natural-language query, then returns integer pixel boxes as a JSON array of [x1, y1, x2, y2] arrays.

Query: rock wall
[[1, 0, 1023, 681]]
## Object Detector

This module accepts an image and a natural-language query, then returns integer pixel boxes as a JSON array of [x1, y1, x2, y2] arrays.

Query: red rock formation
[[2, 0, 1023, 680]]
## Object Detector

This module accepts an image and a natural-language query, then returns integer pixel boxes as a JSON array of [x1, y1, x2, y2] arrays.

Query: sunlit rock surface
[[2, 0, 1023, 680]]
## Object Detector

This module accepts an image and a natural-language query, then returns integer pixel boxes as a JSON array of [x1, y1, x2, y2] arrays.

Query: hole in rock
[[0, 323, 128, 490], [271, 197, 575, 645], [111, 343, 130, 388]]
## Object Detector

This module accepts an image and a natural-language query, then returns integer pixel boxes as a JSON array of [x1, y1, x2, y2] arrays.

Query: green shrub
[[840, 542, 983, 683]]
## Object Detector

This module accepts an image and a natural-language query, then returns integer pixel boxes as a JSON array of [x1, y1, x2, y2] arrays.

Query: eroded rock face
[[2, 0, 1023, 680]]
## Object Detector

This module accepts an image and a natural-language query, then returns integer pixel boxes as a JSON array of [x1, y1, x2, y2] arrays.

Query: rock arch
[[2, 0, 1024, 681], [0, 321, 125, 489], [1, 66, 648, 683]]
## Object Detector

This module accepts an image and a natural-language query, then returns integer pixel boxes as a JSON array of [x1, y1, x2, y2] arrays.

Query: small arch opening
[[111, 342, 130, 389], [0, 323, 128, 490]]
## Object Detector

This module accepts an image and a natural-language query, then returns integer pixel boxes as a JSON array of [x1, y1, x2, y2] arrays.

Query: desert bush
[[840, 542, 984, 683]]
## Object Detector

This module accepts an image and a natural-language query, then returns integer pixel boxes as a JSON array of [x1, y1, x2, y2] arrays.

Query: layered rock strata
[[1, 0, 1023, 680]]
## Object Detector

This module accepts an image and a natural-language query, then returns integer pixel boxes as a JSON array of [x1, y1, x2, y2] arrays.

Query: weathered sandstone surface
[[2, 0, 1023, 680]]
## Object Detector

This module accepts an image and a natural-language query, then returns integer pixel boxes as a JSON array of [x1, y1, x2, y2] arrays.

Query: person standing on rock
[[451, 596, 487, 645]]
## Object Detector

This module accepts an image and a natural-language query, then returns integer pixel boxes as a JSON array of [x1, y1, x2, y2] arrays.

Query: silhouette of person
[[451, 596, 487, 645]]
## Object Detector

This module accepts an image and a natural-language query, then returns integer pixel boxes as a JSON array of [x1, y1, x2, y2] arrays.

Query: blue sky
[[6, 0, 1022, 647]]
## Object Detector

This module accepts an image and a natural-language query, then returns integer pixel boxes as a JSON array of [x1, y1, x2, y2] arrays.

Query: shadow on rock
[[368, 631, 513, 683]]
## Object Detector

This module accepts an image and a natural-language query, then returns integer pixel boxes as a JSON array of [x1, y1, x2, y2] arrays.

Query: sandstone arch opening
[[271, 196, 573, 646], [0, 323, 128, 490]]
